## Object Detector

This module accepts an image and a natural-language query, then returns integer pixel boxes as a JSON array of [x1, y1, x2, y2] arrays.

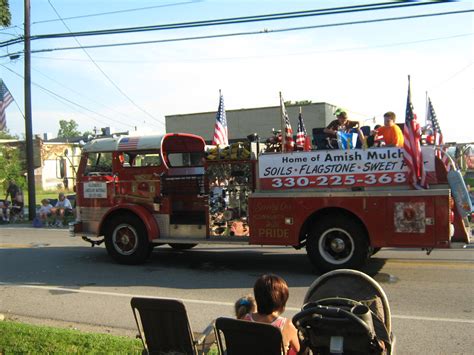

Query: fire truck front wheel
[[307, 217, 369, 271], [104, 214, 150, 265]]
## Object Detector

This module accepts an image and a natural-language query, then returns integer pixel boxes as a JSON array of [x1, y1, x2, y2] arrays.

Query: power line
[[47, 0, 164, 127], [31, 66, 146, 124], [2, 9, 470, 57], [33, 0, 202, 24], [1, 63, 140, 129], [0, 1, 453, 48], [29, 32, 474, 64]]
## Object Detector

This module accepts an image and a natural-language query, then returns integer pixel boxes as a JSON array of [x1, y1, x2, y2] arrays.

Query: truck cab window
[[121, 152, 162, 168], [84, 152, 113, 175]]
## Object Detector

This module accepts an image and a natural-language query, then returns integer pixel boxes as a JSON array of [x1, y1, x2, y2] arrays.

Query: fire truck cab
[[70, 133, 472, 271]]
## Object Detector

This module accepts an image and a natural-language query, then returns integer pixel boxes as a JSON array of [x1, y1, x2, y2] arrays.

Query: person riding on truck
[[375, 111, 404, 148], [323, 108, 360, 148]]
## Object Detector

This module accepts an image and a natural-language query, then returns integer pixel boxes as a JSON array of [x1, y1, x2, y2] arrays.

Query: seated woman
[[243, 274, 300, 354]]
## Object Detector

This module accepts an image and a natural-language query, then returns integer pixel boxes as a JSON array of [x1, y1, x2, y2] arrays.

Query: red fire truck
[[69, 133, 471, 271]]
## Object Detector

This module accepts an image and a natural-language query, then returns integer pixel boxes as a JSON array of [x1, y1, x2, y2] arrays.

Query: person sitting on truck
[[51, 192, 73, 227], [324, 108, 360, 148], [375, 111, 404, 148], [242, 274, 300, 355]]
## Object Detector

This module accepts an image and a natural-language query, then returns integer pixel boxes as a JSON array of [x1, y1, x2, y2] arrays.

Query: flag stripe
[[0, 80, 14, 131], [118, 137, 139, 150], [403, 78, 427, 189], [296, 111, 311, 151], [426, 97, 450, 171], [280, 95, 294, 152], [212, 94, 228, 146]]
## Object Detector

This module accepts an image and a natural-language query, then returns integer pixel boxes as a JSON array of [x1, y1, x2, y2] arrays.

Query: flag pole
[[425, 91, 428, 127], [280, 92, 285, 151]]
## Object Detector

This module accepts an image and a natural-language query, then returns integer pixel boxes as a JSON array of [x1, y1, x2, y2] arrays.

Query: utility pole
[[24, 0, 36, 220]]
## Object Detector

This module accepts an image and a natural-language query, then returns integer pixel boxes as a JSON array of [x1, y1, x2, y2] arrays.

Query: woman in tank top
[[243, 274, 300, 354]]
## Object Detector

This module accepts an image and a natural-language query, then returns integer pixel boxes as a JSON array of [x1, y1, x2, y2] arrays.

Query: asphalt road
[[0, 226, 473, 354]]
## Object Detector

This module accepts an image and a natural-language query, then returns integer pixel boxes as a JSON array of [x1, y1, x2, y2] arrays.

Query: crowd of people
[[0, 179, 73, 227], [37, 192, 73, 227]]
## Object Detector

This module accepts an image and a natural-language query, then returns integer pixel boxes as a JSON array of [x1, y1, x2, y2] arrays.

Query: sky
[[1, 0, 473, 142]]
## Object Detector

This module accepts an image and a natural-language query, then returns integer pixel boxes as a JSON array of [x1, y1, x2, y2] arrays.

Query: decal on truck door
[[83, 181, 107, 198], [394, 202, 426, 233]]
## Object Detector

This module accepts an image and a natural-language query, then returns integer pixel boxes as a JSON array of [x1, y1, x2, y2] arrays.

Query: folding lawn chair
[[131, 297, 215, 355], [215, 317, 285, 355]]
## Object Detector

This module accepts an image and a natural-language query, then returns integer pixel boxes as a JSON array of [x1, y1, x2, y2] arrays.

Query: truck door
[[76, 151, 115, 232]]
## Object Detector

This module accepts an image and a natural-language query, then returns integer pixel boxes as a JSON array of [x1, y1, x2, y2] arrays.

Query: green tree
[[0, 129, 19, 139], [57, 119, 81, 138], [0, 145, 25, 191], [0, 0, 11, 27]]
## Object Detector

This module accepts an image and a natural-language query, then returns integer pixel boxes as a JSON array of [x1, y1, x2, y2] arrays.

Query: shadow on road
[[0, 244, 386, 290]]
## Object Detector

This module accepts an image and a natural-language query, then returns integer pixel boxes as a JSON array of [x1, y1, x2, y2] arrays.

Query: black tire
[[104, 214, 150, 265], [168, 243, 197, 250], [306, 215, 369, 271]]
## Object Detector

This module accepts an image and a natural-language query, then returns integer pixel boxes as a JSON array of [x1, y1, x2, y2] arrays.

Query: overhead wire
[[2, 9, 470, 57], [1, 64, 137, 129], [31, 66, 149, 124], [0, 1, 455, 48], [28, 32, 474, 64], [33, 0, 202, 24], [47, 0, 163, 128]]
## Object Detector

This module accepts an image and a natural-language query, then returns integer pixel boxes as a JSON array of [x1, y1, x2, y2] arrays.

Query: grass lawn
[[0, 320, 142, 354]]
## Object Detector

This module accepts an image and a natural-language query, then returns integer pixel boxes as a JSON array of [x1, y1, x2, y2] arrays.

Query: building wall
[[166, 102, 338, 142]]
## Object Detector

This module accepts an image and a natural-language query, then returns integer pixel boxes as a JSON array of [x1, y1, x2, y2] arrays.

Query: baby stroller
[[293, 269, 395, 354]]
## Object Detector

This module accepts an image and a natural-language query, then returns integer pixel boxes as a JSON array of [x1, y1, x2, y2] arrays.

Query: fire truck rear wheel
[[168, 243, 197, 250], [307, 216, 369, 271], [104, 214, 150, 265]]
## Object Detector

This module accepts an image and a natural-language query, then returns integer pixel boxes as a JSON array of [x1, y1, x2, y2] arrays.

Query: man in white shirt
[[51, 192, 73, 227]]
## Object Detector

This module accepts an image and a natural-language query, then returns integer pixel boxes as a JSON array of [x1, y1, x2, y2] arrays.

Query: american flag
[[212, 93, 228, 146], [118, 137, 139, 150], [0, 80, 14, 131], [296, 109, 311, 151], [426, 97, 450, 171], [280, 93, 294, 152], [403, 76, 427, 189]]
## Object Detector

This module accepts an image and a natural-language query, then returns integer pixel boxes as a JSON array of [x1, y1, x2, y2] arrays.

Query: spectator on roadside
[[5, 179, 20, 203], [51, 192, 73, 227], [38, 199, 53, 227], [5, 180, 24, 221], [0, 200, 10, 223], [242, 274, 300, 354], [234, 295, 256, 320]]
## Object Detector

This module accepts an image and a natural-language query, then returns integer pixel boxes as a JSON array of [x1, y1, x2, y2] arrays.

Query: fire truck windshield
[[167, 152, 204, 167]]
